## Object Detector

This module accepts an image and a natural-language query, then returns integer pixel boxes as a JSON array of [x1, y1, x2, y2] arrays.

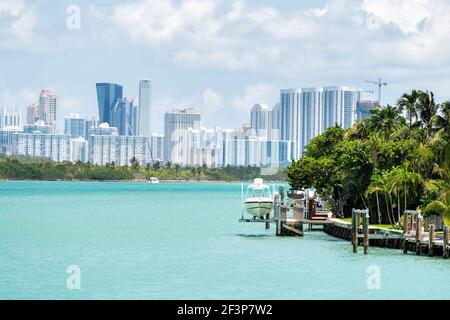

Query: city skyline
[[1, 0, 450, 133]]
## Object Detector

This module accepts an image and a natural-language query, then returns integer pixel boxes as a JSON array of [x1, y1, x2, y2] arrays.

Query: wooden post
[[352, 210, 358, 253], [444, 225, 449, 259], [265, 213, 270, 230], [403, 239, 408, 254], [279, 186, 285, 206], [415, 213, 422, 256], [274, 194, 281, 236], [363, 210, 369, 255], [428, 224, 435, 257], [403, 211, 409, 234]]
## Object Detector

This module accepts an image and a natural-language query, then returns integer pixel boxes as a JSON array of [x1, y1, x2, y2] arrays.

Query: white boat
[[243, 179, 274, 218], [149, 177, 160, 184]]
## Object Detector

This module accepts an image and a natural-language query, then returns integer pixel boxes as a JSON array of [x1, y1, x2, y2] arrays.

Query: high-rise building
[[0, 107, 21, 130], [27, 104, 40, 125], [111, 97, 138, 136], [279, 86, 361, 159], [64, 113, 85, 138], [270, 103, 281, 140], [0, 129, 21, 155], [12, 132, 71, 162], [164, 108, 201, 165], [280, 89, 302, 159], [71, 137, 88, 163], [39, 89, 57, 127], [301, 88, 324, 153], [220, 136, 294, 168], [88, 135, 147, 166], [356, 100, 379, 121], [186, 127, 223, 168], [150, 133, 165, 163], [250, 104, 270, 137], [138, 80, 152, 137], [323, 86, 361, 130], [84, 116, 99, 139], [95, 83, 123, 124]]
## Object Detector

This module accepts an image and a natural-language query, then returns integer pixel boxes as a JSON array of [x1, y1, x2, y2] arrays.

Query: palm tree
[[367, 171, 391, 225], [367, 105, 406, 140], [397, 90, 419, 128], [432, 101, 450, 133], [416, 90, 439, 138], [152, 161, 161, 171]]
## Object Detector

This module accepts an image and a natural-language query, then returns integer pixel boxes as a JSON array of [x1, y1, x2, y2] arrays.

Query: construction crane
[[366, 78, 387, 106]]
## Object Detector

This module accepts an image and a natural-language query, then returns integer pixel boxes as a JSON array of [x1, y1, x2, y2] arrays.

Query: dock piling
[[444, 225, 449, 259], [428, 224, 435, 257], [351, 210, 358, 253], [415, 213, 422, 256], [363, 211, 369, 255], [274, 194, 281, 236]]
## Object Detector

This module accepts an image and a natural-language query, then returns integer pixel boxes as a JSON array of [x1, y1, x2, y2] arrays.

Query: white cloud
[[0, 0, 40, 48], [104, 0, 450, 73], [231, 84, 278, 112], [203, 89, 223, 111]]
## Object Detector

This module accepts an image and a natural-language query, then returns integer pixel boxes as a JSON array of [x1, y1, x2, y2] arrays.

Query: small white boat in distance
[[149, 177, 160, 184], [243, 179, 274, 218]]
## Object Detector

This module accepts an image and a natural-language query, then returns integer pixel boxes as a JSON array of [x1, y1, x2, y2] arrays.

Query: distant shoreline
[[0, 178, 286, 183]]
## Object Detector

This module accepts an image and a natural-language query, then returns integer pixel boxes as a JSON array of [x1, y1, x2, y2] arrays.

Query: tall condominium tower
[[95, 83, 123, 124], [39, 89, 57, 127], [301, 88, 324, 152], [138, 80, 152, 137], [64, 113, 86, 138], [250, 104, 270, 137], [280, 89, 302, 159], [164, 108, 201, 165], [279, 86, 361, 159], [323, 86, 361, 130]]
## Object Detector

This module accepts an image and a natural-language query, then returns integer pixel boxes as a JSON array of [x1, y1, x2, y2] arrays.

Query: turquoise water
[[0, 181, 449, 300]]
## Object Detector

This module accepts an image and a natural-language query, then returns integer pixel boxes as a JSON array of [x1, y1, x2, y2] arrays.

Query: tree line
[[0, 155, 285, 182]]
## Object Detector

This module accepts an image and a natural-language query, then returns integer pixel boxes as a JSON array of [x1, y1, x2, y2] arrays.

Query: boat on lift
[[243, 179, 274, 218]]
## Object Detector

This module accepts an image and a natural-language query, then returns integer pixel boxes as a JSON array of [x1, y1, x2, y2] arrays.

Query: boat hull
[[244, 200, 274, 218]]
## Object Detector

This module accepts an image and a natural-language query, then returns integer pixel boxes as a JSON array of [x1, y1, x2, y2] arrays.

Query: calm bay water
[[0, 181, 449, 300]]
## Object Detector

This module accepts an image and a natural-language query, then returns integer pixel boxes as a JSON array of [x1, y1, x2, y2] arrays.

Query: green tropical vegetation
[[0, 155, 285, 182], [286, 90, 450, 227]]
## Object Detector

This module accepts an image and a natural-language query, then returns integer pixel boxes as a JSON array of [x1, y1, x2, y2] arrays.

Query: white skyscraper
[[280, 89, 302, 159], [323, 86, 361, 130], [12, 132, 71, 162], [301, 88, 324, 152], [64, 113, 85, 138], [279, 86, 361, 159], [164, 108, 201, 165], [250, 104, 270, 137], [138, 80, 152, 137], [39, 89, 57, 128]]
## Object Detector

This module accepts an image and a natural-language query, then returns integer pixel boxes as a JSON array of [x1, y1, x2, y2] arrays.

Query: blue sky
[[1, 0, 450, 133]]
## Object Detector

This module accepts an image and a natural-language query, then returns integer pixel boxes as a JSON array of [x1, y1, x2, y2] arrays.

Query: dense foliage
[[0, 156, 285, 182], [286, 90, 450, 226]]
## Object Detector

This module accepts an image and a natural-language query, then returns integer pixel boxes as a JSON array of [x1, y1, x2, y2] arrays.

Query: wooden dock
[[324, 210, 450, 259]]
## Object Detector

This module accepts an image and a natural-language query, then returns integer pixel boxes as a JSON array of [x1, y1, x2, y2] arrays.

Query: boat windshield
[[246, 185, 272, 199]]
